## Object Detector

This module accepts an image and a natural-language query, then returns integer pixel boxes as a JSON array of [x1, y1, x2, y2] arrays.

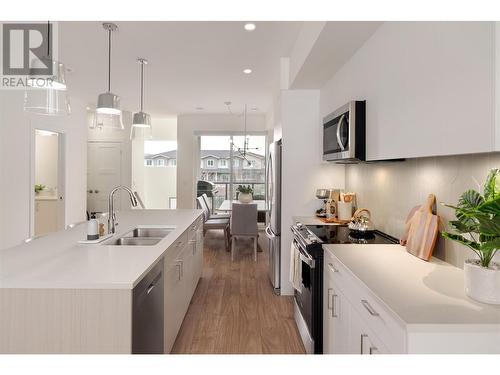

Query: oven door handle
[[294, 240, 315, 269]]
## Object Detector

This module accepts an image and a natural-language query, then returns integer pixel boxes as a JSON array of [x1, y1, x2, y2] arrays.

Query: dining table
[[217, 199, 268, 212]]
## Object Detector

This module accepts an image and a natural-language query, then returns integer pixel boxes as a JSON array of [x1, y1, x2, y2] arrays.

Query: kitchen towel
[[289, 242, 302, 292]]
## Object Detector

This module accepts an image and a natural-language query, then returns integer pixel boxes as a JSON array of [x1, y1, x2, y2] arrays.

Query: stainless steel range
[[291, 222, 398, 354]]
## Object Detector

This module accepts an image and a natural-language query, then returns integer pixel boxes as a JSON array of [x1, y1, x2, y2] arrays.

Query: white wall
[[320, 22, 495, 160], [0, 91, 88, 249], [279, 90, 345, 295], [176, 113, 267, 209]]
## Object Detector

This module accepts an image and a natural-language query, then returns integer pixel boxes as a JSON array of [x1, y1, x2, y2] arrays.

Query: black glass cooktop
[[306, 225, 399, 245]]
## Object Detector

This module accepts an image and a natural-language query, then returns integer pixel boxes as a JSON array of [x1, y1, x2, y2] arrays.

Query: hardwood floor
[[171, 229, 306, 354]]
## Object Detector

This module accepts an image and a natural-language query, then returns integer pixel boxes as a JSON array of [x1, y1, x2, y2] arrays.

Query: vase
[[464, 260, 500, 305], [238, 193, 253, 203]]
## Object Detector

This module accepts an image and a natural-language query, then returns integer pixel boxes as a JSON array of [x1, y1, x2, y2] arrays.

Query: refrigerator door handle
[[265, 225, 276, 239]]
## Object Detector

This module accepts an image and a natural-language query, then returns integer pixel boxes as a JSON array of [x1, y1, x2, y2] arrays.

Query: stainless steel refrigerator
[[265, 139, 282, 295]]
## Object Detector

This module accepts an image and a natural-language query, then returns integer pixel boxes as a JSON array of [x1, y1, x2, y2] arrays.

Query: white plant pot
[[238, 193, 253, 203], [464, 260, 500, 305]]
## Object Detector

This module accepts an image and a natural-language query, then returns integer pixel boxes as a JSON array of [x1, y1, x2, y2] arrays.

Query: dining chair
[[230, 202, 258, 261], [201, 193, 230, 219], [197, 196, 230, 250]]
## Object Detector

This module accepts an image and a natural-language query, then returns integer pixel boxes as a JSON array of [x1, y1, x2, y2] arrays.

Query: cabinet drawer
[[187, 216, 203, 241], [324, 248, 406, 353]]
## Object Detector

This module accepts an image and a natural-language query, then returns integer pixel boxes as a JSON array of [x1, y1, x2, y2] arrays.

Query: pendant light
[[24, 21, 71, 116], [95, 22, 123, 130], [132, 58, 151, 128]]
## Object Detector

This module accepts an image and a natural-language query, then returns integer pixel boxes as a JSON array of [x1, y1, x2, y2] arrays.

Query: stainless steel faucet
[[108, 186, 139, 234]]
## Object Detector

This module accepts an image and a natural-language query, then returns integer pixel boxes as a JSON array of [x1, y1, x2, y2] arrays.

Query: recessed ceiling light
[[243, 68, 252, 74], [244, 23, 256, 31], [195, 106, 204, 110], [251, 107, 258, 111]]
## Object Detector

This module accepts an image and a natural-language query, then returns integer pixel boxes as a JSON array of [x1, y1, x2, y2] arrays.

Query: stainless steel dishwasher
[[132, 259, 164, 354]]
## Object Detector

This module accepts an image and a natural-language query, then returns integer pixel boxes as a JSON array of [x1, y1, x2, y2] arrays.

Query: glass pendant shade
[[132, 111, 151, 128], [95, 111, 124, 130], [24, 58, 71, 115]]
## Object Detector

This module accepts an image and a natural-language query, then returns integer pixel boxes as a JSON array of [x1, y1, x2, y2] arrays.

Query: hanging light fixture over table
[[95, 22, 123, 130], [24, 21, 71, 116]]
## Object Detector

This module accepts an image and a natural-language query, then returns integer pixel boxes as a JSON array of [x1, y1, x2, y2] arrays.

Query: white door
[[87, 142, 122, 214]]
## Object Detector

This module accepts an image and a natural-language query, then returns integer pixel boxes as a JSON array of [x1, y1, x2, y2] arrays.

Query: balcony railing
[[203, 181, 266, 212]]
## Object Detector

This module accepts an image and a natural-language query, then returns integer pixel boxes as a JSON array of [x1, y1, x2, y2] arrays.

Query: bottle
[[99, 223, 105, 237], [87, 219, 99, 241]]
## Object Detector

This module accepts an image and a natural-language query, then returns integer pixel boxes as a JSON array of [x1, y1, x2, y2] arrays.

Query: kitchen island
[[0, 209, 204, 354]]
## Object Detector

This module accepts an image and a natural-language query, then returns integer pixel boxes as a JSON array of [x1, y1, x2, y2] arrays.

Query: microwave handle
[[336, 114, 346, 151]]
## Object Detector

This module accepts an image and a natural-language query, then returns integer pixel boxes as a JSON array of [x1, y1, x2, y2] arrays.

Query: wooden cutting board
[[403, 194, 439, 261]]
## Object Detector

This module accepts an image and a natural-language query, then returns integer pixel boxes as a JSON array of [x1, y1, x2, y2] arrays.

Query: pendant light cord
[[107, 28, 111, 92], [140, 61, 144, 112]]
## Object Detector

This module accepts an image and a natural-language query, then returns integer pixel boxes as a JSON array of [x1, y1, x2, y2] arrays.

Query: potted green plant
[[34, 184, 45, 195], [442, 168, 500, 304], [236, 185, 253, 203]]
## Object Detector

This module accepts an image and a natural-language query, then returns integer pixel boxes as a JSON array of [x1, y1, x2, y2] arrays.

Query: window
[[145, 159, 153, 166], [156, 159, 166, 167], [207, 159, 215, 167], [219, 159, 228, 168], [233, 159, 240, 167], [170, 159, 177, 167]]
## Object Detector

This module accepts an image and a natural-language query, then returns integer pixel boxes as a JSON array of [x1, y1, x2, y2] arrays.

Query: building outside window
[[233, 159, 240, 167], [145, 159, 153, 166], [219, 159, 227, 168], [170, 159, 177, 167], [156, 159, 166, 167], [207, 159, 215, 167]]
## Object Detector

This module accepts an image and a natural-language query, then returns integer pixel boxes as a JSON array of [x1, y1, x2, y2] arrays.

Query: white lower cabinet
[[323, 263, 350, 354], [323, 250, 399, 354], [164, 216, 204, 353]]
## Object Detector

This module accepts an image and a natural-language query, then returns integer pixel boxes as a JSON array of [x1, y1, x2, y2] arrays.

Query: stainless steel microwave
[[323, 101, 366, 162]]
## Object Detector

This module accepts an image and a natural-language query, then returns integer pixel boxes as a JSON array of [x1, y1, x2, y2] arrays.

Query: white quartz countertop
[[0, 209, 203, 290], [323, 244, 500, 326]]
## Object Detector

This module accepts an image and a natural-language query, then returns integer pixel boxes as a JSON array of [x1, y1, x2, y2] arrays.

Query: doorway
[[32, 129, 65, 236]]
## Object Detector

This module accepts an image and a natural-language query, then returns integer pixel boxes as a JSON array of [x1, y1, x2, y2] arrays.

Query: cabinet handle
[[176, 262, 182, 281], [361, 300, 379, 316], [360, 334, 368, 354], [327, 288, 333, 310], [369, 346, 378, 355], [332, 294, 338, 318], [327, 263, 339, 273]]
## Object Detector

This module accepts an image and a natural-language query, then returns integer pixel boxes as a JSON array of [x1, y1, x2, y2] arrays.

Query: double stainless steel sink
[[106, 226, 175, 246]]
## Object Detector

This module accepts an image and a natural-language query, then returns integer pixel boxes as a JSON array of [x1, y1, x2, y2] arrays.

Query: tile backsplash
[[345, 153, 500, 268]]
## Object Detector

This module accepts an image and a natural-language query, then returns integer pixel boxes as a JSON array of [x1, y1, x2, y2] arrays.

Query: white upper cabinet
[[320, 22, 497, 160]]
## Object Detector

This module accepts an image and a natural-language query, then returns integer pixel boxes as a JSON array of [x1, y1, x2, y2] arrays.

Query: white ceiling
[[59, 21, 303, 117]]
